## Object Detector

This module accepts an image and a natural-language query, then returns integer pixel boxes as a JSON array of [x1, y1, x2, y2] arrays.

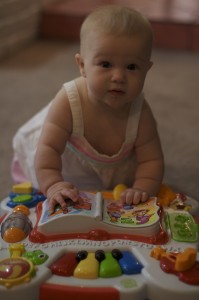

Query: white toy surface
[[0, 183, 199, 300]]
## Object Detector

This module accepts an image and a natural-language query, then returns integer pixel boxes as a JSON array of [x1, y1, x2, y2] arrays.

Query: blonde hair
[[80, 5, 153, 55]]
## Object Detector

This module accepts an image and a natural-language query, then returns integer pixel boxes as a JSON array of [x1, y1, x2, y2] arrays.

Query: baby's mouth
[[109, 89, 125, 95]]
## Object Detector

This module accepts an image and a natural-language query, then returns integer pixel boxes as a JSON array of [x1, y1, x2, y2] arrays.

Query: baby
[[13, 5, 164, 214]]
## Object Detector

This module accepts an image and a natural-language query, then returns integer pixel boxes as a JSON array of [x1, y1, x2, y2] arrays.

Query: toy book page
[[39, 191, 103, 226], [103, 197, 160, 228]]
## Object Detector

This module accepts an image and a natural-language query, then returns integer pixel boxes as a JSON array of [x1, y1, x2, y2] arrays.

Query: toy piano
[[0, 182, 199, 300]]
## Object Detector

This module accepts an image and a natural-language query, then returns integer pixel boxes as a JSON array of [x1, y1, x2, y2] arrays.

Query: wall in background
[[0, 0, 58, 60]]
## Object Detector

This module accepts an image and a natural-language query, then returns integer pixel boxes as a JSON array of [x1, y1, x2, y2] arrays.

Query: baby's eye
[[127, 64, 137, 71], [100, 61, 112, 68]]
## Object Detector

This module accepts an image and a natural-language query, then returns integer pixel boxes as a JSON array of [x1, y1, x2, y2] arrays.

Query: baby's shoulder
[[52, 85, 72, 108], [140, 99, 155, 120], [48, 86, 73, 124], [137, 100, 157, 137]]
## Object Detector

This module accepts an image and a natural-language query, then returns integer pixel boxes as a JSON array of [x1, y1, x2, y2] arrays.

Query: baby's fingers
[[131, 191, 149, 204], [121, 189, 149, 205], [132, 191, 143, 204], [140, 192, 148, 203], [48, 194, 66, 214], [120, 189, 135, 205], [61, 187, 79, 202]]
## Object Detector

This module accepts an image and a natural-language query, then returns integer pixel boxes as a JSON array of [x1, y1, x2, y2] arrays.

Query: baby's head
[[80, 5, 153, 59]]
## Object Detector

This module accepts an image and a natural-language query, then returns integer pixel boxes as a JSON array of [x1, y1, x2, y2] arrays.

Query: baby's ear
[[75, 53, 86, 77]]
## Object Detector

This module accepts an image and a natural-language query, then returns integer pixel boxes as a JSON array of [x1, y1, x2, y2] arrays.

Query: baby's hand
[[120, 188, 149, 205], [46, 181, 79, 214]]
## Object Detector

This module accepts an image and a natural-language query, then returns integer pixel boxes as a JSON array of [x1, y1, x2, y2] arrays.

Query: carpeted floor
[[0, 39, 199, 201]]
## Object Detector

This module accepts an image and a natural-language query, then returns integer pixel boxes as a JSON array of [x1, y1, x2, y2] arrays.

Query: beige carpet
[[0, 40, 199, 201]]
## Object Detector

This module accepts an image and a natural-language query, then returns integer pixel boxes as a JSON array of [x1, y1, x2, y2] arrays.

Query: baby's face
[[80, 33, 152, 110]]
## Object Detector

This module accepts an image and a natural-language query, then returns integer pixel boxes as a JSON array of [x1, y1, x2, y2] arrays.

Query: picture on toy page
[[37, 192, 161, 237]]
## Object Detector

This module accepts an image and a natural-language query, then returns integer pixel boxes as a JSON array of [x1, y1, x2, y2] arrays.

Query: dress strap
[[125, 93, 144, 144], [63, 80, 84, 136]]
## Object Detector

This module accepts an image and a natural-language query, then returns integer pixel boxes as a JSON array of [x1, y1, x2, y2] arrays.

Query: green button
[[168, 212, 198, 242], [99, 252, 122, 278], [13, 194, 32, 203]]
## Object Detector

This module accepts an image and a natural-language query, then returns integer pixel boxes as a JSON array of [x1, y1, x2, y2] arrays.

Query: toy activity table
[[0, 182, 199, 300]]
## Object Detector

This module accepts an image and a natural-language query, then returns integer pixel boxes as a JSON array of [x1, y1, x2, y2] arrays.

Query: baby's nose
[[111, 68, 125, 83]]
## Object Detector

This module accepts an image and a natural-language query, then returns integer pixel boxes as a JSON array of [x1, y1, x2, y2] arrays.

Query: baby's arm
[[35, 87, 79, 213], [121, 101, 164, 205]]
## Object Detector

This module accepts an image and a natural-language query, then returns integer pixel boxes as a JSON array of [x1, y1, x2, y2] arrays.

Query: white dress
[[12, 80, 144, 190]]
